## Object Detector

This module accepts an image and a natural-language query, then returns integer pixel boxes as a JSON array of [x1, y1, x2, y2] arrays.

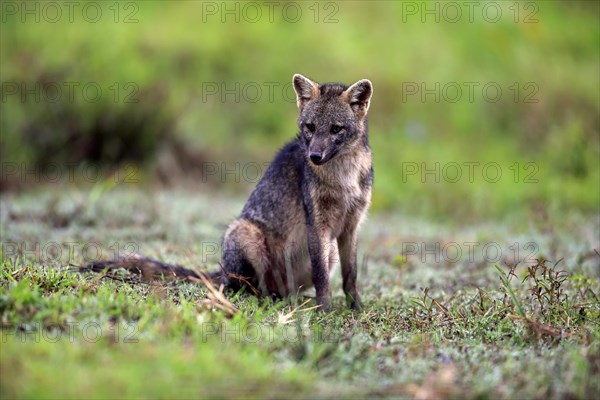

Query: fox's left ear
[[344, 79, 373, 115]]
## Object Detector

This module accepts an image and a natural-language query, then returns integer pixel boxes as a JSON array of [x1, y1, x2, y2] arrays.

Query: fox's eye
[[305, 123, 316, 133], [330, 125, 343, 134]]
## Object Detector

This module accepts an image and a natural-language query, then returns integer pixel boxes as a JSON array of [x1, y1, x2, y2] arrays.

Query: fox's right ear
[[293, 74, 319, 110]]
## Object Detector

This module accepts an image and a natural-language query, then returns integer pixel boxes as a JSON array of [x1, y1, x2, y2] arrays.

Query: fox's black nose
[[309, 152, 323, 164]]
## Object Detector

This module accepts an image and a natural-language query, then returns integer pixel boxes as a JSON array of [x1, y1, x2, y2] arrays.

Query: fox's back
[[240, 140, 306, 237]]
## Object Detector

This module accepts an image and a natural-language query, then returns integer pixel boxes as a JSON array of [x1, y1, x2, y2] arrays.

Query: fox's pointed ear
[[293, 74, 319, 109], [344, 79, 373, 115]]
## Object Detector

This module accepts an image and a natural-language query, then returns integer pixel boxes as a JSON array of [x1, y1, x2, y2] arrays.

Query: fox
[[83, 74, 374, 312]]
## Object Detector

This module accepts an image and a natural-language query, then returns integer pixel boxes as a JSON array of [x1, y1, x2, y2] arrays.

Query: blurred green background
[[1, 1, 598, 219]]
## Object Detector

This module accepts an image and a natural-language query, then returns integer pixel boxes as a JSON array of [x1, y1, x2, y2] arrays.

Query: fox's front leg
[[307, 225, 332, 312], [338, 226, 363, 311]]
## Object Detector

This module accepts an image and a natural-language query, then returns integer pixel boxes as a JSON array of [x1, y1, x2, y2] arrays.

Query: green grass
[[1, 1, 599, 397], [1, 187, 599, 399]]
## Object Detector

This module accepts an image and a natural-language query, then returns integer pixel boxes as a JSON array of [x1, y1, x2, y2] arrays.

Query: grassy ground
[[1, 186, 598, 399], [2, 1, 598, 398]]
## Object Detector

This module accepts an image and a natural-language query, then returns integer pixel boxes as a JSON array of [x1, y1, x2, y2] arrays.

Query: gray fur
[[220, 74, 374, 311]]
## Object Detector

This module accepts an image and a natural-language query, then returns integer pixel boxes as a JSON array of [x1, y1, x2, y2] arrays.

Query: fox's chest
[[312, 180, 370, 238], [307, 151, 372, 235]]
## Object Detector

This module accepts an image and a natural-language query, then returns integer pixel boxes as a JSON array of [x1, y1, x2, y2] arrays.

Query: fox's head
[[292, 74, 373, 166]]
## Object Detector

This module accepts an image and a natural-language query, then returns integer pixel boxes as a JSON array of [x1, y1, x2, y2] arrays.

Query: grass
[[1, 186, 599, 399], [1, 1, 599, 397]]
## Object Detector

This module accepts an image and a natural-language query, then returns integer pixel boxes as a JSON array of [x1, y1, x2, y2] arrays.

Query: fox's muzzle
[[309, 151, 324, 165]]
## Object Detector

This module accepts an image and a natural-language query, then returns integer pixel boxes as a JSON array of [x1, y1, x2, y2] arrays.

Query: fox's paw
[[316, 296, 333, 313], [346, 293, 363, 312]]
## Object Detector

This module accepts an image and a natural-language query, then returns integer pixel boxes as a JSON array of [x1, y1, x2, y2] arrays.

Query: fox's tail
[[79, 254, 222, 283], [79, 254, 261, 295]]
